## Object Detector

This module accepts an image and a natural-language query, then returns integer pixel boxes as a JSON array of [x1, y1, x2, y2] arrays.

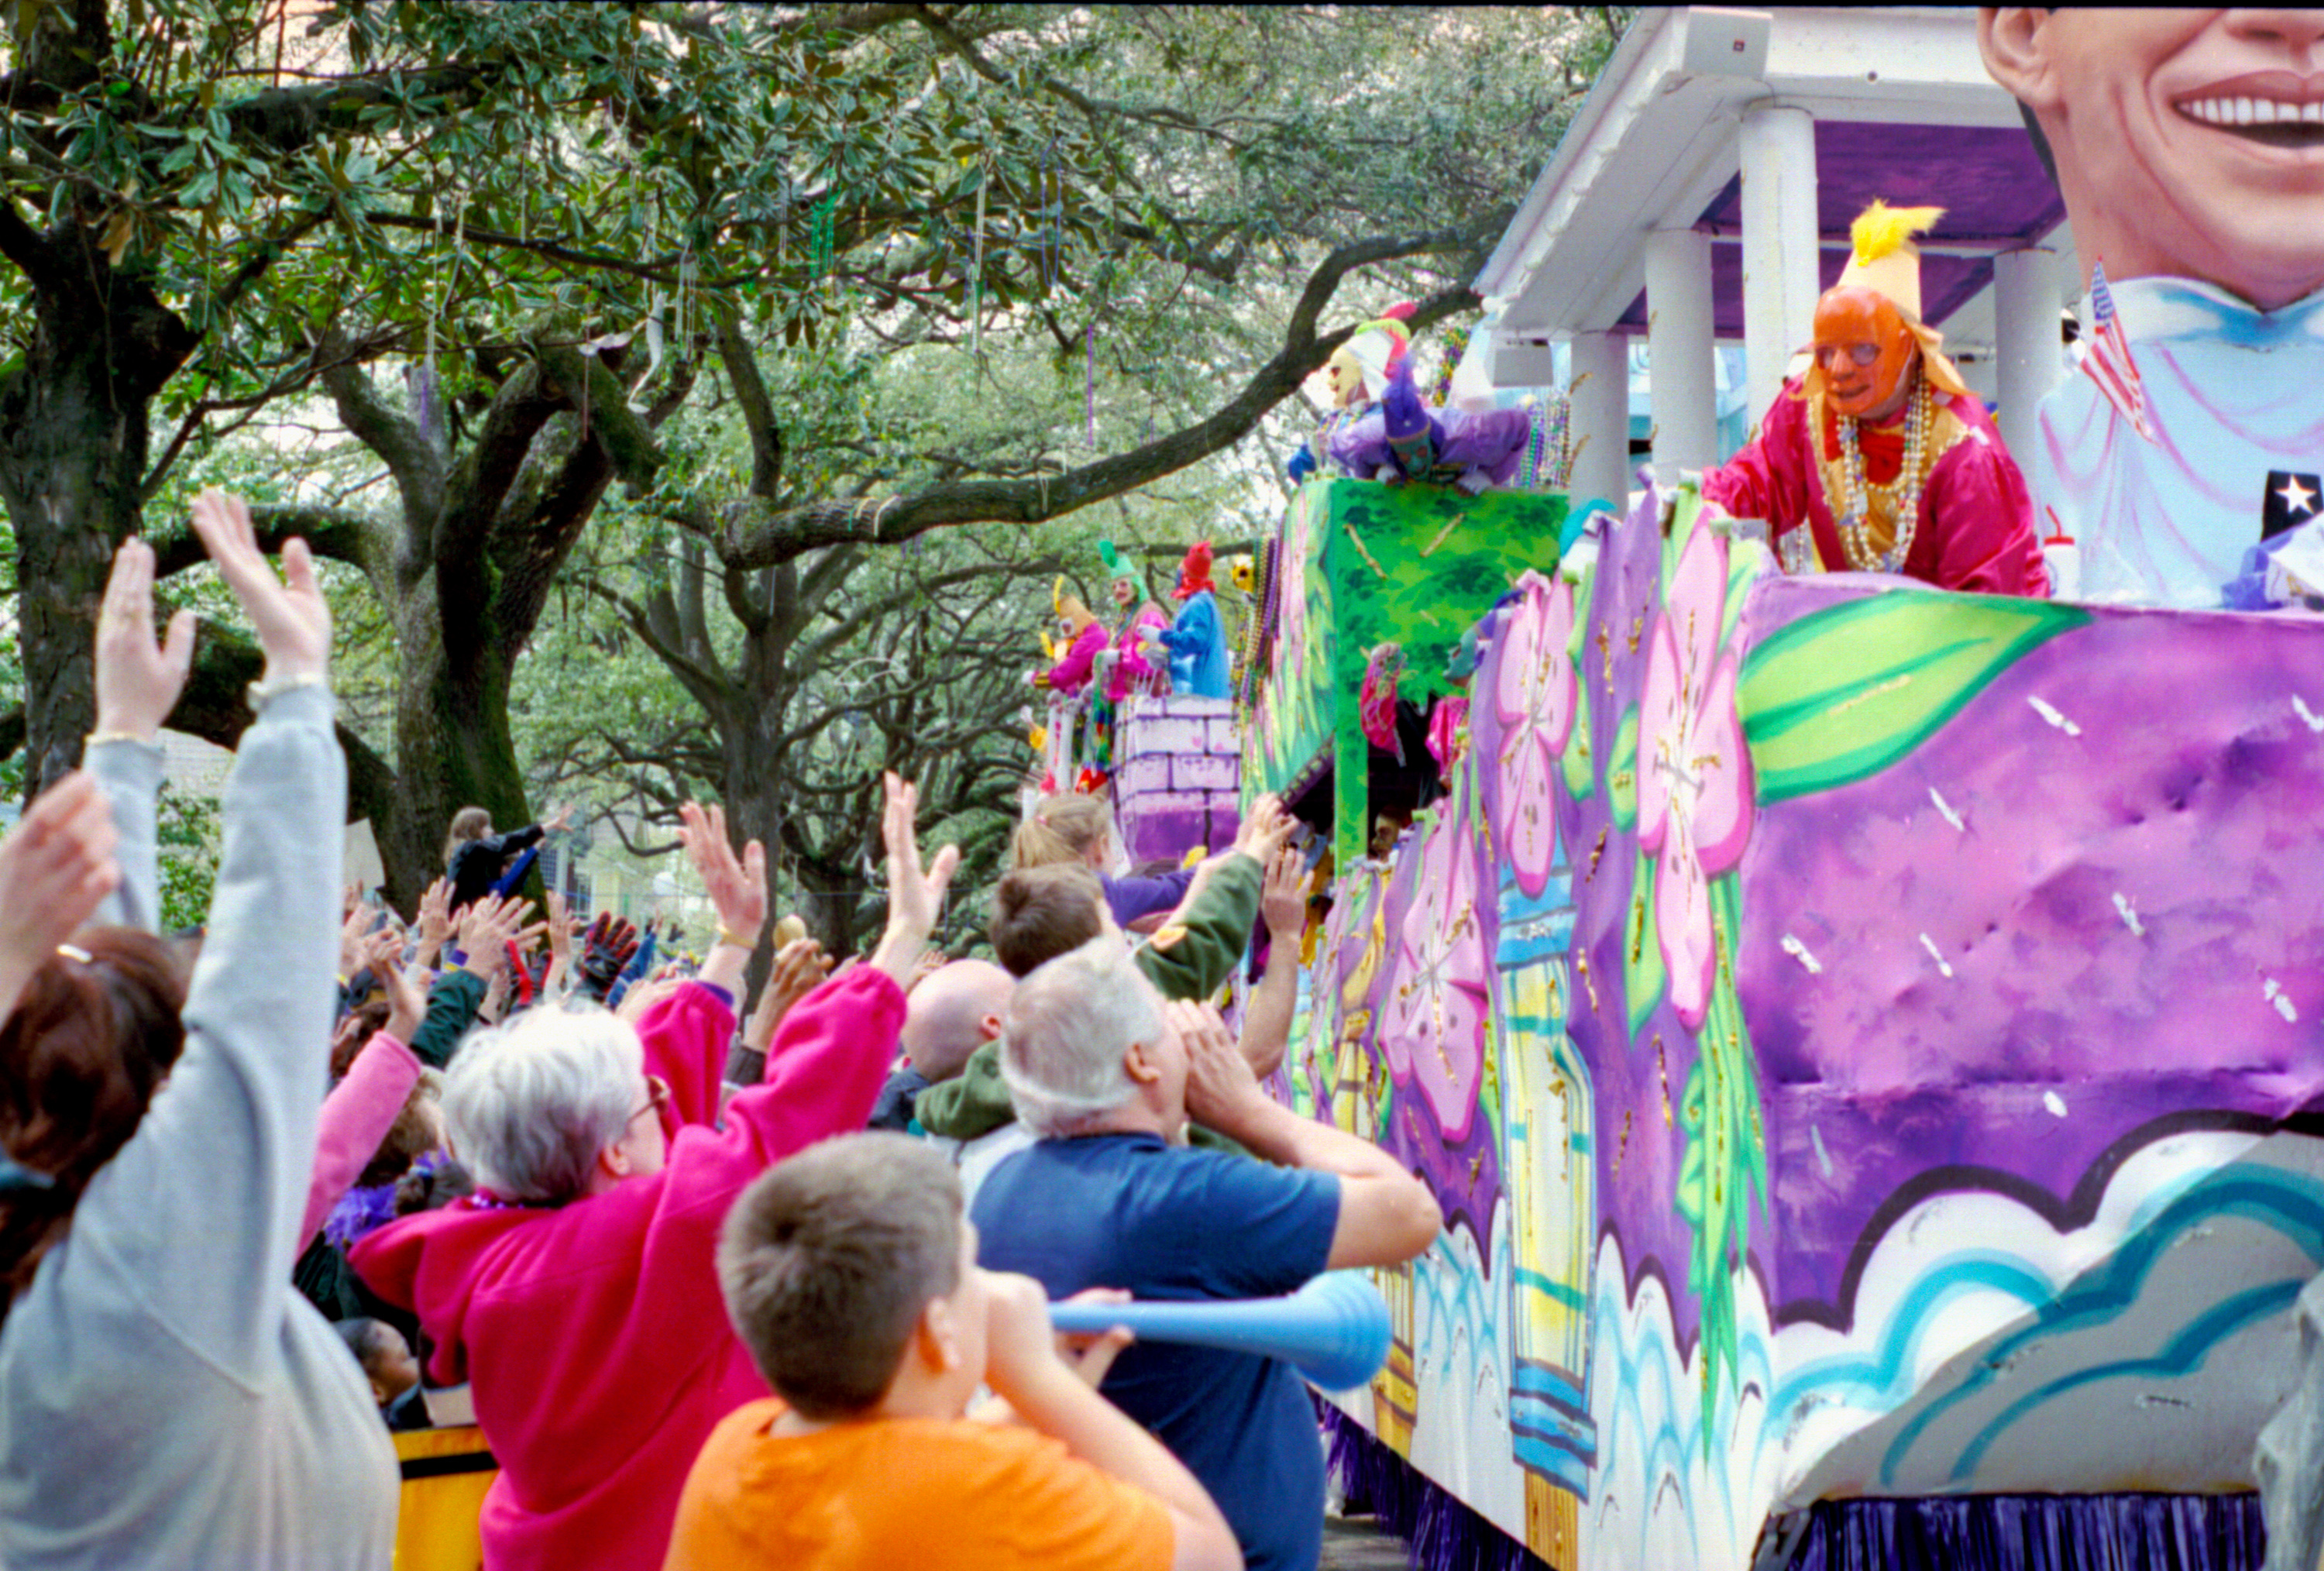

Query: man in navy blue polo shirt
[[971, 937, 1441, 1571]]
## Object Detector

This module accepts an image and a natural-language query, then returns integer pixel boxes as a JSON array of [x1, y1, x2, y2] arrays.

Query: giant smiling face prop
[[1983, 9, 2324, 310]]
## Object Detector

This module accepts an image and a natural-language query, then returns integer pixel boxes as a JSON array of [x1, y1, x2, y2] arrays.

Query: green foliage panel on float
[[1242, 478, 1569, 868]]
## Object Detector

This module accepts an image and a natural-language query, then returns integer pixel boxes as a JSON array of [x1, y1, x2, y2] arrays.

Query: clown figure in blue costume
[[1145, 541, 1232, 700], [1983, 9, 2324, 607]]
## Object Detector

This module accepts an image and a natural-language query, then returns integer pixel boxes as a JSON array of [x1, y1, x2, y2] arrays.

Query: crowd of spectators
[[0, 488, 1442, 1571]]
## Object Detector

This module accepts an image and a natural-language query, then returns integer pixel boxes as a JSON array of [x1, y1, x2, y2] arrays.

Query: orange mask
[[1811, 287, 1918, 421]]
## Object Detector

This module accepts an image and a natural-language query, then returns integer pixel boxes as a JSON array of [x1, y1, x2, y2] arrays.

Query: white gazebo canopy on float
[[1476, 6, 2080, 508]]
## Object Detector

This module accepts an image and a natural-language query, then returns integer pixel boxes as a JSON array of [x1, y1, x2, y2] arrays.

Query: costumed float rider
[[1099, 539, 1173, 706], [1145, 541, 1232, 701], [1288, 306, 1532, 495], [1033, 583, 1108, 700], [1288, 304, 1415, 487], [1702, 201, 2051, 598], [1031, 584, 1111, 792]]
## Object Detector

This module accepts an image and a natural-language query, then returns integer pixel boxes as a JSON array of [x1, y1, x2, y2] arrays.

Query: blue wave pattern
[[1586, 1238, 1776, 1570], [1869, 1164, 2324, 1487]]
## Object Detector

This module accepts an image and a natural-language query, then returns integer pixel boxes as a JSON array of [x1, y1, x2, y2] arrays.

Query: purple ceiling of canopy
[[1613, 120, 2067, 338]]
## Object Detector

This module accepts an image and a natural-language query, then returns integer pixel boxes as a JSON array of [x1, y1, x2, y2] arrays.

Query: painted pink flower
[[1380, 771, 1490, 1142], [1638, 527, 1754, 1030], [1491, 569, 1576, 898]]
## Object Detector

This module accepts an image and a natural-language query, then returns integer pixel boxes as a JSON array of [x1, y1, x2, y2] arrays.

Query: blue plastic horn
[[1047, 1271, 1392, 1391]]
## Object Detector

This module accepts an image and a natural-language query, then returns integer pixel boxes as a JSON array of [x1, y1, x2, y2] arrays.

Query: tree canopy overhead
[[0, 0, 1628, 957]]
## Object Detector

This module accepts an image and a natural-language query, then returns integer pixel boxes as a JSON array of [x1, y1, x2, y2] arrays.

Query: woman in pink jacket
[[353, 777, 957, 1571]]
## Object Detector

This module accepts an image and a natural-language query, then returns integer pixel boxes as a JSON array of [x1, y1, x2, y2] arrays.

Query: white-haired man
[[971, 936, 1441, 1571]]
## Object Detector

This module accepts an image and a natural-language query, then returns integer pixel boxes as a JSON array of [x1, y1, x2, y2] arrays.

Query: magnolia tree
[[0, 0, 1628, 960]]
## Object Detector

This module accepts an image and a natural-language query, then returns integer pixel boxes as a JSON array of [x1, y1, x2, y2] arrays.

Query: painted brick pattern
[[1116, 695, 1243, 865]]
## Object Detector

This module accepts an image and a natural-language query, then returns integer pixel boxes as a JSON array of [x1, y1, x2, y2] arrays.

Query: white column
[[1738, 103, 1820, 424], [1643, 228, 1717, 481], [1992, 245, 2063, 469], [1566, 330, 1628, 509]]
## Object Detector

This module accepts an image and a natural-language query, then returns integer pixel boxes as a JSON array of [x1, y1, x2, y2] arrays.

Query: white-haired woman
[[355, 778, 957, 1571]]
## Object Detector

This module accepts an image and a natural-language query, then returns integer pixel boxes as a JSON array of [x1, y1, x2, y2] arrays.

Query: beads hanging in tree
[[970, 163, 988, 360]]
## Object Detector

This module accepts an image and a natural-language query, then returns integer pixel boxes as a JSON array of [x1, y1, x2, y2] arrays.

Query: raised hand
[[1171, 998, 1270, 1133], [545, 890, 577, 968], [678, 801, 767, 949], [744, 936, 831, 1050], [378, 949, 426, 1043], [456, 893, 536, 982], [1260, 845, 1308, 940], [1231, 792, 1294, 864], [576, 912, 641, 1002], [414, 878, 452, 968], [93, 538, 195, 745], [906, 944, 947, 994], [187, 488, 329, 687], [339, 904, 373, 981], [879, 772, 960, 950], [0, 775, 120, 1025], [360, 924, 402, 980]]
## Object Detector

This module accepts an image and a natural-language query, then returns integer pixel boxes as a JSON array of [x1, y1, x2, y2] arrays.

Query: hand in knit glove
[[577, 913, 641, 1002]]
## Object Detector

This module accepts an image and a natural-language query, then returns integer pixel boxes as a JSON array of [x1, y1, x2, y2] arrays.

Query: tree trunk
[[377, 607, 533, 912], [0, 232, 191, 797]]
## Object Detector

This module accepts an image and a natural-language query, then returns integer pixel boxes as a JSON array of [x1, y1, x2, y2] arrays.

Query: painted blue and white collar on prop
[[2108, 274, 2324, 349]]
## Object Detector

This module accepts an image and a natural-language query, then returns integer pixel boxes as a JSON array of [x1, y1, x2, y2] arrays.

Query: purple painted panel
[[1697, 122, 2064, 249], [1116, 755, 1170, 799], [1175, 754, 1239, 792], [1128, 715, 1205, 756], [1119, 800, 1210, 868], [1613, 119, 2066, 337], [1621, 245, 1999, 340], [1731, 578, 2324, 1312]]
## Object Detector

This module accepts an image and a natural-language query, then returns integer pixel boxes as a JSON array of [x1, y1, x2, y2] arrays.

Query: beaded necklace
[[1834, 375, 1932, 573]]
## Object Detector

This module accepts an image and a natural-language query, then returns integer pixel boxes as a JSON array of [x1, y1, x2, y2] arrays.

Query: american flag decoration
[[2082, 260, 2157, 445]]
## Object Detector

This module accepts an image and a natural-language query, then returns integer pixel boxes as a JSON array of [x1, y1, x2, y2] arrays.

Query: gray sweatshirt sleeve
[[66, 686, 343, 1386], [84, 736, 163, 934]]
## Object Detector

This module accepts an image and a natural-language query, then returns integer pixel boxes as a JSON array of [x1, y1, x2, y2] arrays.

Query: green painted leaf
[[1608, 705, 1638, 829], [1560, 680, 1594, 801], [1738, 591, 2091, 803], [1623, 850, 1666, 1044]]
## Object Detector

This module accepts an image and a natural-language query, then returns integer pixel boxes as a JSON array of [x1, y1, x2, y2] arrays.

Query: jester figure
[[1704, 201, 2050, 597], [1145, 541, 1232, 700], [1098, 538, 1172, 706], [1289, 305, 1534, 495]]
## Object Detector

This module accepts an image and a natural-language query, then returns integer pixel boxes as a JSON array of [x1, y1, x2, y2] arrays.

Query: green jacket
[[914, 852, 1263, 1143]]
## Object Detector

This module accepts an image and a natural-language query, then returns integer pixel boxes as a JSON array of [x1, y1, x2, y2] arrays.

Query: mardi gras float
[[1227, 11, 2324, 1570]]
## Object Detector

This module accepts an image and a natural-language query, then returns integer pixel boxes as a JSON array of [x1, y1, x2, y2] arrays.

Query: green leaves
[[1622, 850, 1666, 1045], [1738, 590, 2092, 803]]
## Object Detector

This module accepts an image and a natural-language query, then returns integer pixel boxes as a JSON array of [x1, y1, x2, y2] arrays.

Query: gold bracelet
[[85, 730, 159, 749], [715, 925, 761, 949]]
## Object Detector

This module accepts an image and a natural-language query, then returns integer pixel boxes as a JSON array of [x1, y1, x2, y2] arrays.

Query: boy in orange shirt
[[663, 1133, 1243, 1571]]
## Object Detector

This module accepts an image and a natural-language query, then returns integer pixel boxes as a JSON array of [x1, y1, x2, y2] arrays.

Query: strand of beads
[[1835, 376, 1931, 572]]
